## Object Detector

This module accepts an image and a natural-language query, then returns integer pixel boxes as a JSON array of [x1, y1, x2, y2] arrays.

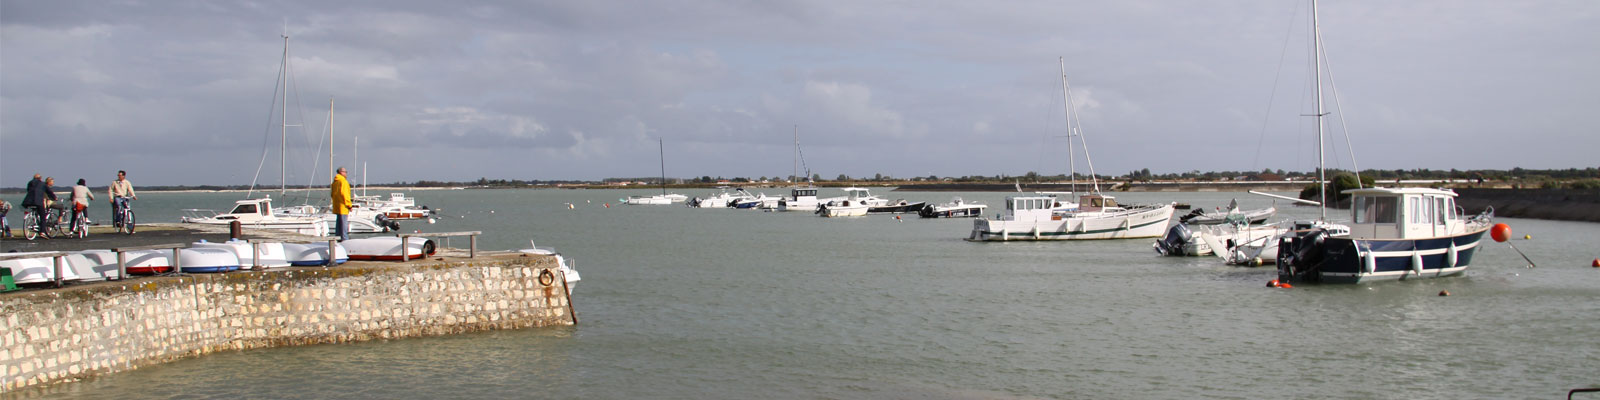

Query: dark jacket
[[22, 177, 44, 207]]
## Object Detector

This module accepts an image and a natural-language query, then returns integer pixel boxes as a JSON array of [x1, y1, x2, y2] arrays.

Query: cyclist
[[0, 199, 12, 238], [21, 174, 56, 235], [109, 170, 137, 228], [71, 178, 95, 234]]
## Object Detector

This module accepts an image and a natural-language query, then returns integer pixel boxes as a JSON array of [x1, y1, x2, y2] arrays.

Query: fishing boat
[[967, 58, 1175, 241], [518, 241, 582, 292], [182, 197, 329, 236], [920, 197, 988, 218], [342, 236, 437, 261], [776, 187, 830, 212], [1275, 0, 1493, 283]]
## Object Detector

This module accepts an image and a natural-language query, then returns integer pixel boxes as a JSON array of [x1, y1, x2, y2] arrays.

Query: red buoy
[[1592, 258, 1599, 268], [1490, 223, 1511, 243], [1278, 283, 1292, 289]]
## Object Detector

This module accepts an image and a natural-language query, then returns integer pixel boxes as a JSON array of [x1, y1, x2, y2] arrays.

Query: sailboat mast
[[1313, 0, 1327, 220], [659, 138, 667, 196], [328, 97, 334, 187], [280, 34, 289, 195], [793, 125, 799, 185], [1059, 57, 1076, 194]]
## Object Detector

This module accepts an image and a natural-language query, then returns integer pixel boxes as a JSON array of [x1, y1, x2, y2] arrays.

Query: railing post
[[250, 241, 262, 269], [172, 247, 182, 274], [53, 255, 65, 288], [327, 239, 337, 267], [400, 234, 410, 262], [116, 251, 127, 280], [469, 234, 477, 258]]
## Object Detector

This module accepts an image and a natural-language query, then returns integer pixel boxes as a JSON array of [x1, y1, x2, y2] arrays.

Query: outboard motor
[[375, 214, 400, 232], [1276, 221, 1328, 282], [1155, 223, 1193, 256]]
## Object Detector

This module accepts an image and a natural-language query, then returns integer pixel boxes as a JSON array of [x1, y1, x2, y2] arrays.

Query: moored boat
[[178, 248, 244, 273], [968, 194, 1175, 241], [1278, 188, 1491, 283], [182, 197, 328, 236], [283, 242, 350, 266], [919, 197, 988, 218], [518, 241, 582, 292], [867, 200, 926, 214], [192, 239, 290, 268]]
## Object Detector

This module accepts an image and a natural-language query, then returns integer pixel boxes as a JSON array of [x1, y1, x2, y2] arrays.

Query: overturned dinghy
[[191, 239, 291, 268], [123, 250, 176, 275], [343, 237, 437, 261], [1, 252, 84, 285], [179, 248, 243, 273], [283, 242, 350, 266], [65, 250, 123, 282]]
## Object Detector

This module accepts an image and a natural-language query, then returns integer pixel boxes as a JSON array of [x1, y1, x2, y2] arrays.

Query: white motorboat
[[182, 197, 329, 237], [817, 201, 870, 217], [353, 193, 436, 220], [1, 252, 84, 285], [283, 242, 350, 266], [276, 204, 398, 233], [691, 188, 739, 208], [343, 236, 437, 261], [919, 197, 989, 218], [732, 189, 779, 209], [178, 248, 243, 273], [969, 194, 1175, 241], [1177, 199, 1277, 226], [624, 195, 674, 205], [518, 241, 581, 291], [776, 187, 827, 212], [192, 239, 290, 268]]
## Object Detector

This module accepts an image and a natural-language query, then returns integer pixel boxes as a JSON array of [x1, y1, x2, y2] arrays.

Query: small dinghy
[[179, 248, 243, 273], [123, 250, 175, 275], [0, 252, 84, 284], [191, 239, 290, 268], [65, 250, 123, 281], [283, 242, 350, 266], [342, 237, 436, 261]]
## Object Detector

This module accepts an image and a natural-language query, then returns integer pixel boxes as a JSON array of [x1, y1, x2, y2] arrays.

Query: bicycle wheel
[[125, 210, 136, 234], [24, 212, 37, 240], [74, 217, 88, 238]]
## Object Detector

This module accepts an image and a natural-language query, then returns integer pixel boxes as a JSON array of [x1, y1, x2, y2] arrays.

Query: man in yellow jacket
[[331, 167, 352, 240]]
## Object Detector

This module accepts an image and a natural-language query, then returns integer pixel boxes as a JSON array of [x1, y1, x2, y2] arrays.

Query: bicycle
[[113, 196, 136, 235], [22, 206, 68, 240], [70, 208, 90, 239]]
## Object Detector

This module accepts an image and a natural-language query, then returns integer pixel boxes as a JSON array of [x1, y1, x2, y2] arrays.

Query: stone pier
[[0, 253, 575, 392]]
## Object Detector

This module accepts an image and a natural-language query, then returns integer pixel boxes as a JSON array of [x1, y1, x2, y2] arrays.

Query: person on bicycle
[[22, 174, 56, 235], [71, 178, 95, 233], [0, 199, 12, 238], [109, 170, 137, 227]]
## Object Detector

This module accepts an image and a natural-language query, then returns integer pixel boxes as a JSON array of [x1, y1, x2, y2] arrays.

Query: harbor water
[[11, 189, 1599, 399]]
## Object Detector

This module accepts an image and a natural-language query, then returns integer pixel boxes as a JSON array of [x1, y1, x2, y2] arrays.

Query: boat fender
[[1363, 250, 1376, 275], [1447, 241, 1458, 268], [1411, 251, 1424, 275], [538, 269, 555, 286]]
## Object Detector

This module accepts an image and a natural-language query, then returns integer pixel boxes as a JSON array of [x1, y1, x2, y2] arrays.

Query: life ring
[[538, 269, 556, 286]]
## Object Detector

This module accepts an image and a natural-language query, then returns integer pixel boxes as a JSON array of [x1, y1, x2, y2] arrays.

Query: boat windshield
[[230, 203, 258, 215]]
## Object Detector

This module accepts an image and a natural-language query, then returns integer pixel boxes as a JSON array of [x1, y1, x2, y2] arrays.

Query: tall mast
[[792, 125, 799, 185], [328, 97, 334, 188], [280, 34, 289, 195], [1059, 57, 1076, 194], [658, 138, 667, 196], [1313, 0, 1327, 220]]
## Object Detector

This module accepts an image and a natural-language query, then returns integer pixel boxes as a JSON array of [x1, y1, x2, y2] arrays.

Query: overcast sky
[[2, 0, 1595, 186]]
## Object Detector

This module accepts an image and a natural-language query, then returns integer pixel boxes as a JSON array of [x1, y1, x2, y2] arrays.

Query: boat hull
[[283, 243, 351, 266], [179, 248, 243, 273], [819, 204, 869, 217], [867, 202, 926, 214], [343, 237, 437, 261], [919, 205, 987, 218], [968, 204, 1175, 241], [1, 252, 84, 284], [1278, 227, 1489, 284]]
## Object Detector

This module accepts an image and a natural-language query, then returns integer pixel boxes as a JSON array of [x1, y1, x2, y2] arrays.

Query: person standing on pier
[[331, 167, 352, 241], [108, 170, 137, 228]]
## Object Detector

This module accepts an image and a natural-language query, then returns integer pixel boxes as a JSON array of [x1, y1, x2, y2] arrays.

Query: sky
[[2, 0, 1595, 187]]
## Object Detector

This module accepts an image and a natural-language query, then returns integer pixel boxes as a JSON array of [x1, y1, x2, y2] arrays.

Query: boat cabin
[[842, 187, 874, 200], [1076, 194, 1118, 212], [790, 188, 818, 199], [1002, 195, 1065, 221], [1346, 187, 1460, 239], [219, 198, 274, 221]]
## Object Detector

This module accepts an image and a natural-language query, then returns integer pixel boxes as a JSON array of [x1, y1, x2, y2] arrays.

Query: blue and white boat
[[1274, 0, 1493, 283]]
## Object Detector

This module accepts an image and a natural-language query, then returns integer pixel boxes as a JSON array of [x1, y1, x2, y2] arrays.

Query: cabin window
[[1435, 198, 1448, 224], [1408, 197, 1421, 224], [232, 204, 257, 215], [1354, 196, 1398, 224]]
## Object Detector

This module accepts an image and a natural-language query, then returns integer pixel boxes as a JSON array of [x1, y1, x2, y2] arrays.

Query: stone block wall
[[0, 254, 574, 392]]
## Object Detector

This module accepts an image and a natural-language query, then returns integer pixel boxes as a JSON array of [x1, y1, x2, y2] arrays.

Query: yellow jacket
[[331, 174, 352, 214]]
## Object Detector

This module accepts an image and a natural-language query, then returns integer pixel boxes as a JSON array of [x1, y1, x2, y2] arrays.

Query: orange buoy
[[1490, 223, 1511, 243], [1267, 279, 1279, 287], [1439, 290, 1451, 296], [1277, 283, 1292, 289]]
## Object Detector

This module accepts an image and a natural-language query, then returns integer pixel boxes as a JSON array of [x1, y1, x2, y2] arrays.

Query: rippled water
[[16, 189, 1600, 399]]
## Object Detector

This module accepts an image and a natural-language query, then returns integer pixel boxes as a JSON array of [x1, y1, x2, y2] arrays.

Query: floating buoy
[[604, 203, 610, 208], [567, 203, 574, 209], [428, 218, 436, 224], [1266, 279, 1279, 287], [1490, 223, 1511, 242], [1439, 290, 1451, 296], [413, 230, 421, 233], [1278, 282, 1292, 289], [1592, 259, 1598, 268], [1523, 234, 1530, 240], [1250, 257, 1263, 267]]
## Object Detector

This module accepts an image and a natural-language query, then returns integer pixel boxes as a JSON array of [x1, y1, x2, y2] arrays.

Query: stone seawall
[[0, 254, 574, 392]]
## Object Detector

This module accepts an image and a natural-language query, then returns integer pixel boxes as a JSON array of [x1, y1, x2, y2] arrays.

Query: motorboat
[[1271, 1, 1494, 284], [867, 200, 927, 214], [919, 197, 988, 218], [732, 189, 779, 209], [777, 187, 837, 212], [343, 237, 437, 261], [817, 200, 870, 217], [690, 188, 739, 208], [192, 239, 290, 268], [182, 197, 329, 236], [624, 195, 674, 205], [1156, 222, 1293, 265], [276, 204, 399, 233], [968, 194, 1176, 241], [518, 241, 582, 292], [1177, 199, 1276, 226], [1279, 188, 1491, 283], [283, 242, 350, 266]]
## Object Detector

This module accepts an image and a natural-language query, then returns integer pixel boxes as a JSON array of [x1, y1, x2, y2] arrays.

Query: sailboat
[[966, 58, 1175, 241], [625, 139, 685, 205], [1275, 0, 1494, 283]]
